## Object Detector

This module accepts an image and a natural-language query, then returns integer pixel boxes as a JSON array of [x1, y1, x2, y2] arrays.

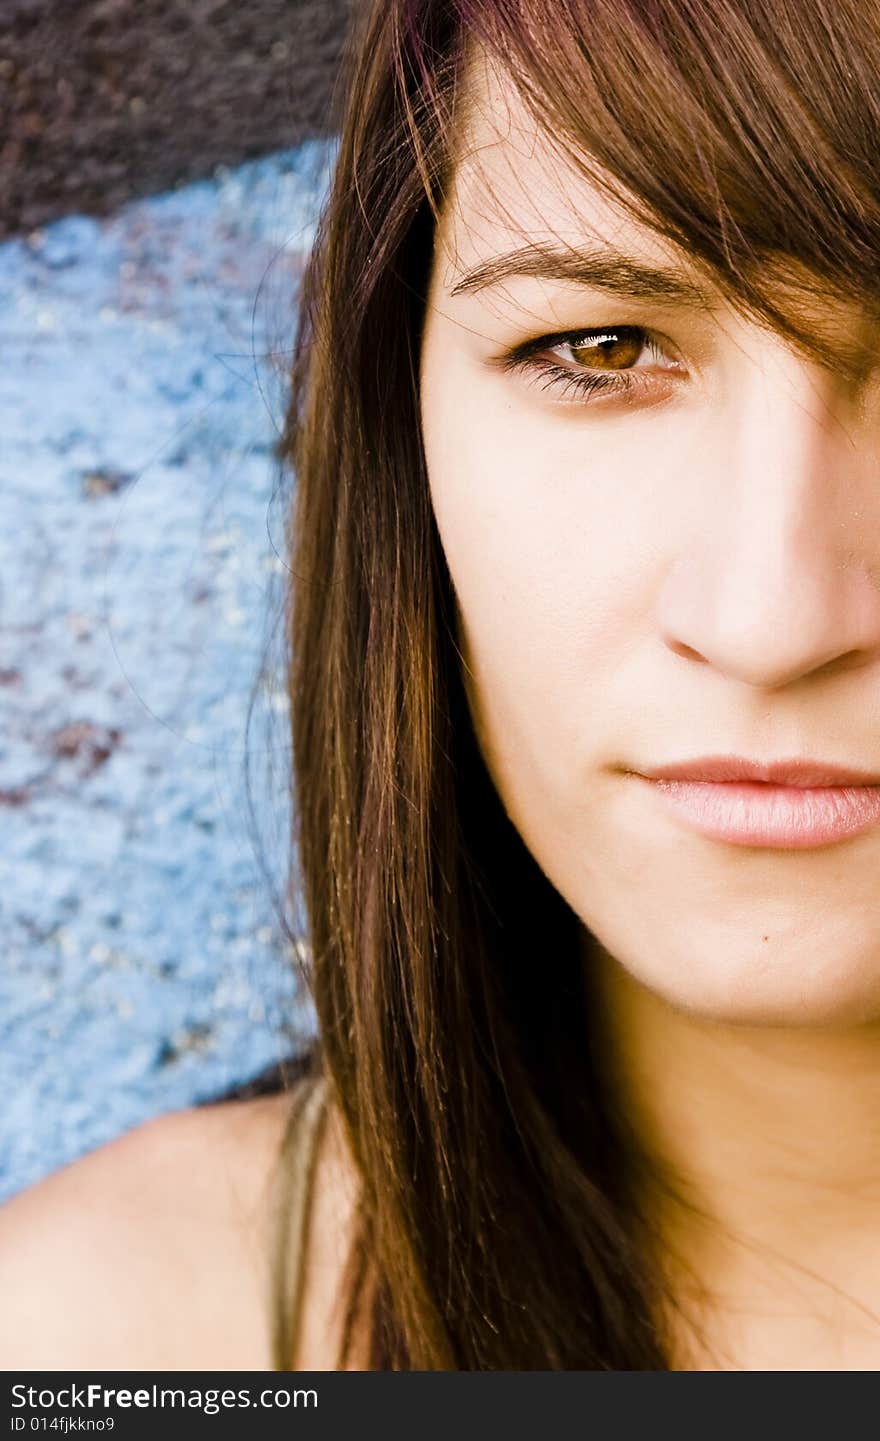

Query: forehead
[[432, 51, 880, 373], [435, 51, 701, 292]]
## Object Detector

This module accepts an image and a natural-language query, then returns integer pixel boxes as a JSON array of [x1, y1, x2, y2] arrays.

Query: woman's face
[[419, 60, 880, 1027]]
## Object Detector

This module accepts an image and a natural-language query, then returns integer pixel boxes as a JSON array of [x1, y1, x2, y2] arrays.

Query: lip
[[637, 754, 880, 787], [631, 755, 880, 848]]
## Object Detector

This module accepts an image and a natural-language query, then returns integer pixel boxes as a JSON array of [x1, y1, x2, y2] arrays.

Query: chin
[[642, 952, 880, 1029], [584, 922, 880, 1030], [656, 970, 880, 1029]]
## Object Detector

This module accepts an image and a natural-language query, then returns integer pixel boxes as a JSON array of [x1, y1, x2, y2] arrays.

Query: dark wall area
[[0, 0, 354, 237]]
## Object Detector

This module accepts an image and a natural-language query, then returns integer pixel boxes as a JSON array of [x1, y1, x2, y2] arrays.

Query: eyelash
[[496, 325, 678, 405]]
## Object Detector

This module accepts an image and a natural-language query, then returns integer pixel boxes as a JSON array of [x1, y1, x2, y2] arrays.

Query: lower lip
[[641, 778, 880, 848]]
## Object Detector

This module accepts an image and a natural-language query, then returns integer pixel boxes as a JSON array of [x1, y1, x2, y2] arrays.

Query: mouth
[[632, 771, 880, 849], [636, 753, 880, 788]]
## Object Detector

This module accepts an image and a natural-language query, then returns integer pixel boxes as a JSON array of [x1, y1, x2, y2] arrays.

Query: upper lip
[[636, 754, 880, 787]]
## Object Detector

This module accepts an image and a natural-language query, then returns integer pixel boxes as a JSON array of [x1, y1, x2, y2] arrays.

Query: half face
[[419, 55, 880, 1027]]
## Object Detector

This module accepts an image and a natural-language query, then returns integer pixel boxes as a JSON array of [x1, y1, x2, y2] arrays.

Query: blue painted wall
[[1, 140, 336, 1201]]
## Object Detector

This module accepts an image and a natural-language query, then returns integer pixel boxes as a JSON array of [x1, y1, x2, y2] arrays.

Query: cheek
[[420, 348, 648, 837]]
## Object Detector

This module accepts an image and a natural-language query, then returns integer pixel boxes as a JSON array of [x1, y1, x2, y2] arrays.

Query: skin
[[0, 1088, 362, 1369], [419, 54, 880, 1367], [0, 1095, 290, 1368]]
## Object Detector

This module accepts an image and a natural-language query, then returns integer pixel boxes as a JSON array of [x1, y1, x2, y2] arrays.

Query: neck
[[585, 934, 880, 1369]]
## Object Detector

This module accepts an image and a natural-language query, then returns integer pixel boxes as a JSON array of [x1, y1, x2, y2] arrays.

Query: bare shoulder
[[0, 1091, 295, 1370]]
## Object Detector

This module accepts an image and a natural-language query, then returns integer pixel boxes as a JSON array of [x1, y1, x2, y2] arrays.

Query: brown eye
[[567, 329, 645, 370], [496, 323, 680, 408]]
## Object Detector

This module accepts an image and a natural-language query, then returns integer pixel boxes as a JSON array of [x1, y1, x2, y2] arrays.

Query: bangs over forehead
[[414, 0, 880, 383]]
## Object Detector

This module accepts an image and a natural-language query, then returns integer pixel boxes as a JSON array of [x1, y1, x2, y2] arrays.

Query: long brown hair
[[273, 0, 880, 1369]]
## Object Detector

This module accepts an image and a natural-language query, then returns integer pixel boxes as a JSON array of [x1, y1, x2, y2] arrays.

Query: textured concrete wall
[[1, 141, 335, 1201], [0, 0, 353, 236]]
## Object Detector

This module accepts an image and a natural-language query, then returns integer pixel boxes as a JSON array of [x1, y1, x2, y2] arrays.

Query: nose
[[656, 343, 880, 691]]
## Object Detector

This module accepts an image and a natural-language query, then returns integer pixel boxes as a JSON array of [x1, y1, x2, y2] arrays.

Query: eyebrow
[[448, 239, 717, 308]]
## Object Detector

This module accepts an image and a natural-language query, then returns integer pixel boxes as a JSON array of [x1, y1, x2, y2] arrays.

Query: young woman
[[3, 0, 880, 1371]]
